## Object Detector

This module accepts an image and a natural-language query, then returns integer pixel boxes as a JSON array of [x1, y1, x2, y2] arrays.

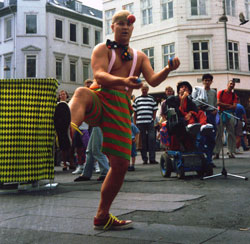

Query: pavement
[[1, 148, 250, 244]]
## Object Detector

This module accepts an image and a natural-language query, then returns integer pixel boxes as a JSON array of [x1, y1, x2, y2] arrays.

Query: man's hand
[[185, 112, 192, 121], [124, 76, 143, 89], [167, 57, 180, 71], [211, 109, 218, 116]]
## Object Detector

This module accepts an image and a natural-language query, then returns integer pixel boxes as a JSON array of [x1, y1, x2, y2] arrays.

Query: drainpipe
[[222, 0, 229, 71]]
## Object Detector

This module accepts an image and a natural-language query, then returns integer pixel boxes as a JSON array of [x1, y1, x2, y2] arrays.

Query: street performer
[[54, 10, 180, 230]]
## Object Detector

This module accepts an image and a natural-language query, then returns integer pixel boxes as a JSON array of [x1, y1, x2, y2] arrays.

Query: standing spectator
[[160, 86, 175, 121], [214, 80, 237, 159], [133, 83, 158, 164], [128, 120, 140, 171], [72, 121, 90, 174], [74, 127, 110, 181], [57, 90, 75, 171], [84, 79, 93, 88], [235, 97, 249, 152], [192, 73, 217, 167]]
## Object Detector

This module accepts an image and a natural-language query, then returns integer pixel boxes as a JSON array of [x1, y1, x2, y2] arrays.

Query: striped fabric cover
[[0, 78, 57, 183], [85, 88, 132, 161]]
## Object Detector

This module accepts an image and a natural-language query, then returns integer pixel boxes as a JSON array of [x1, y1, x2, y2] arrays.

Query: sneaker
[[72, 165, 84, 175], [74, 175, 90, 182], [235, 148, 241, 154], [149, 160, 159, 164], [227, 152, 235, 158], [54, 102, 72, 150], [94, 162, 100, 173], [60, 161, 70, 167], [128, 166, 135, 171], [97, 175, 106, 181], [94, 213, 133, 230]]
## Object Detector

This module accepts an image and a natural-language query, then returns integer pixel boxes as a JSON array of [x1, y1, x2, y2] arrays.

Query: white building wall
[[15, 0, 47, 78]]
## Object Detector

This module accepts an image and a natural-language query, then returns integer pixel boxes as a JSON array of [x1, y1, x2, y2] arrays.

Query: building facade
[[103, 0, 250, 104], [0, 0, 102, 95]]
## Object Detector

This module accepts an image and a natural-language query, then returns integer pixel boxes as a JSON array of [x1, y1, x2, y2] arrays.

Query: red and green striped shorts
[[85, 88, 132, 161]]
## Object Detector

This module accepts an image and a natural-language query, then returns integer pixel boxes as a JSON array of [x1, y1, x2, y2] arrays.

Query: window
[[248, 44, 250, 71], [26, 15, 37, 34], [70, 23, 77, 42], [226, 0, 236, 16], [26, 55, 36, 78], [191, 0, 207, 16], [83, 27, 89, 45], [95, 30, 101, 45], [192, 41, 209, 70], [141, 0, 153, 25], [56, 59, 63, 81], [70, 60, 76, 82], [55, 19, 63, 39], [142, 47, 154, 69], [246, 0, 250, 19], [5, 17, 12, 40], [105, 9, 115, 35], [75, 1, 82, 12], [123, 3, 134, 13], [228, 41, 239, 70], [83, 63, 89, 82], [161, 0, 173, 20], [4, 57, 11, 79], [163, 43, 175, 67]]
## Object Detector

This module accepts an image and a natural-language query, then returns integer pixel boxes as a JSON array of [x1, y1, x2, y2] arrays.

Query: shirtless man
[[54, 10, 180, 230]]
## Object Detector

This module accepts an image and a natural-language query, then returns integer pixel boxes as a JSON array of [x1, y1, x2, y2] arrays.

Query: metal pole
[[222, 0, 229, 71]]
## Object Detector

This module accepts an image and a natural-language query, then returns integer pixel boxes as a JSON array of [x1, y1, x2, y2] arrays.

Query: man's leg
[[55, 87, 94, 150], [95, 154, 129, 219], [147, 122, 156, 163], [92, 127, 110, 176], [74, 127, 95, 180], [226, 117, 236, 154], [69, 87, 94, 127], [213, 119, 224, 156], [138, 124, 148, 163]]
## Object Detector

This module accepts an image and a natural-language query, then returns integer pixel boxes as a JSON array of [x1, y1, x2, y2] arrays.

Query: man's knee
[[74, 87, 91, 98], [73, 87, 93, 110]]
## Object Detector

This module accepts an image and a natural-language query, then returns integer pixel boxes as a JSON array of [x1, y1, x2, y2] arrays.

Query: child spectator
[[128, 120, 140, 171]]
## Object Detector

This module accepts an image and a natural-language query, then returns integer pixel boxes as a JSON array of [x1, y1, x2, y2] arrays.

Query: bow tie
[[106, 39, 133, 61]]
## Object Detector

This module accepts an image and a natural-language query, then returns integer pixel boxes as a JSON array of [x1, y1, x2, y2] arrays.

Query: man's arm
[[217, 100, 236, 110], [140, 52, 180, 87], [133, 111, 137, 125], [91, 44, 142, 89]]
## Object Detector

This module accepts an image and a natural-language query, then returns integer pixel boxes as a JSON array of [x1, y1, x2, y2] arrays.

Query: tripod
[[203, 145, 248, 180]]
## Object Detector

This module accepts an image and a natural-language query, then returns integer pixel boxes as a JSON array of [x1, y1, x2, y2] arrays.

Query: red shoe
[[94, 213, 133, 230]]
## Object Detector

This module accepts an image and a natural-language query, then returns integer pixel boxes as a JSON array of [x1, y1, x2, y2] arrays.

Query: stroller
[[159, 96, 213, 179]]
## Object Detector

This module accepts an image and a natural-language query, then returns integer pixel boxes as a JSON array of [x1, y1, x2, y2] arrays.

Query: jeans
[[214, 113, 236, 154], [204, 111, 217, 163], [82, 127, 109, 178], [137, 122, 156, 162]]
